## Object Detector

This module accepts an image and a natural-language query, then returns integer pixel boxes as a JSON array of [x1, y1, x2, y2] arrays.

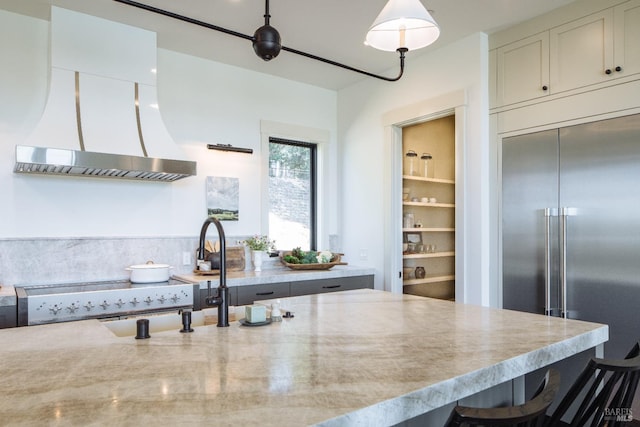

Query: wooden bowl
[[280, 252, 344, 270]]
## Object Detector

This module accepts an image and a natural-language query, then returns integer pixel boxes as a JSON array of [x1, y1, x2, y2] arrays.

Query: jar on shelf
[[403, 213, 415, 228], [420, 153, 433, 178], [405, 150, 418, 176]]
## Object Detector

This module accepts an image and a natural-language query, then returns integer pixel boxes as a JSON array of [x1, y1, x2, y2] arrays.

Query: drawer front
[[236, 282, 290, 306], [289, 275, 374, 297], [0, 304, 17, 329]]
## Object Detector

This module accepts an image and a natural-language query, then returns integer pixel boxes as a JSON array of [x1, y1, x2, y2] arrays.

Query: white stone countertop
[[0, 289, 608, 426], [176, 264, 375, 288]]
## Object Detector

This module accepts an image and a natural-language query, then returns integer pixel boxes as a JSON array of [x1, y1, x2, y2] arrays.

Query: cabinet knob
[[542, 85, 548, 91], [615, 66, 622, 72], [605, 69, 612, 75]]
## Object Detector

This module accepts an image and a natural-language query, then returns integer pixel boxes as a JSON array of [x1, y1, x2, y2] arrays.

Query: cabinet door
[[550, 9, 614, 93], [496, 32, 550, 106], [614, 0, 640, 78], [236, 282, 290, 306]]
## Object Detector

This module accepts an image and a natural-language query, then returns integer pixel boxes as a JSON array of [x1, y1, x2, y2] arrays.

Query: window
[[268, 137, 317, 251]]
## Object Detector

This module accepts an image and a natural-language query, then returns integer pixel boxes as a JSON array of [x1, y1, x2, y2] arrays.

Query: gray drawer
[[289, 275, 374, 297], [0, 304, 17, 329], [236, 282, 290, 305]]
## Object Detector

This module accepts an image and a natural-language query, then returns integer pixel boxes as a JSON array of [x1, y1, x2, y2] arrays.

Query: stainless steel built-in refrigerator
[[502, 113, 640, 360]]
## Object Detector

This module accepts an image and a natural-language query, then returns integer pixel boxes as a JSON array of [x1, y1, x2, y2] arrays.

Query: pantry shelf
[[402, 227, 455, 233], [403, 275, 456, 286], [402, 175, 455, 185], [403, 251, 455, 259]]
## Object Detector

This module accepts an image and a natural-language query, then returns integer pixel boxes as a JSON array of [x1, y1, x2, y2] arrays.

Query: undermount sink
[[102, 308, 237, 337]]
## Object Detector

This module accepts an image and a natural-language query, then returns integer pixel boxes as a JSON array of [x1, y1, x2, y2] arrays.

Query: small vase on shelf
[[252, 250, 264, 272]]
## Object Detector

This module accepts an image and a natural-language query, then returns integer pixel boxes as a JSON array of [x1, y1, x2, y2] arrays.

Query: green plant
[[239, 235, 276, 252]]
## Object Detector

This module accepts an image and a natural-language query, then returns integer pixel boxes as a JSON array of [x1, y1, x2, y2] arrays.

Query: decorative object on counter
[[415, 266, 426, 279], [252, 250, 265, 272], [126, 261, 172, 283], [240, 235, 276, 252], [194, 241, 245, 275], [239, 318, 272, 327], [271, 301, 282, 322], [420, 153, 433, 178], [240, 235, 276, 272], [114, 0, 440, 83], [206, 176, 239, 221], [245, 305, 267, 323], [405, 150, 419, 176], [197, 260, 212, 272], [281, 248, 345, 270]]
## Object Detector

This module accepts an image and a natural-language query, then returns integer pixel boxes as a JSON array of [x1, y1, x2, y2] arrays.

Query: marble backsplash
[[0, 236, 282, 286]]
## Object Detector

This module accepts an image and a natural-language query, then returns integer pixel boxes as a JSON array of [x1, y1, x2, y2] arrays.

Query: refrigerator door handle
[[544, 208, 558, 316], [560, 207, 578, 318]]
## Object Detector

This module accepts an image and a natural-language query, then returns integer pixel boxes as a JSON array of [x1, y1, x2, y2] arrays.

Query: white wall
[[0, 10, 337, 242], [337, 34, 491, 305]]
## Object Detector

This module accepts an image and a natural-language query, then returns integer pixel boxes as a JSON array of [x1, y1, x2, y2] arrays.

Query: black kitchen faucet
[[197, 217, 229, 327]]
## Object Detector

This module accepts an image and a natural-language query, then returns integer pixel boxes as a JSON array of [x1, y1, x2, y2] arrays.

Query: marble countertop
[[176, 265, 375, 288], [0, 289, 607, 426]]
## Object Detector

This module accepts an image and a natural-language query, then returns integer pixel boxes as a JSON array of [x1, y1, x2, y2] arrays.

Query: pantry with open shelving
[[402, 115, 456, 300]]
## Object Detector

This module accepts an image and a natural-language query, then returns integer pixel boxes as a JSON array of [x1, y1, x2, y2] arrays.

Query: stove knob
[[84, 301, 95, 311], [49, 305, 62, 315], [130, 297, 140, 307], [114, 299, 125, 308], [157, 295, 166, 304], [67, 302, 80, 314], [170, 294, 181, 303], [144, 296, 153, 305], [99, 300, 111, 310]]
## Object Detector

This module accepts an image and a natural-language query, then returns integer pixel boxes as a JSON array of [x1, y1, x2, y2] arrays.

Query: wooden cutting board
[[224, 246, 246, 271], [195, 244, 245, 274]]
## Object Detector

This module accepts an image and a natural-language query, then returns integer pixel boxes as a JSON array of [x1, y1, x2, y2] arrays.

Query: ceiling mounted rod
[[112, 0, 407, 82]]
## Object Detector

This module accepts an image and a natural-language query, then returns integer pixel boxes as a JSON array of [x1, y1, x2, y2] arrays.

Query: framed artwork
[[206, 176, 239, 221], [404, 232, 422, 243]]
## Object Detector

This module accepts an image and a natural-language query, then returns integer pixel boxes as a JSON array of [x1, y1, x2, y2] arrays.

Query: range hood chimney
[[14, 7, 196, 182]]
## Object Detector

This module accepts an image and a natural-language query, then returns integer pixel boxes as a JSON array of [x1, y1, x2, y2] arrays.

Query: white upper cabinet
[[549, 9, 614, 93], [496, 32, 550, 106], [493, 0, 640, 108], [614, 0, 640, 77]]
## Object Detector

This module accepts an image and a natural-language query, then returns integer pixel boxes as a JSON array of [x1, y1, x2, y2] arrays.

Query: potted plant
[[239, 235, 276, 271]]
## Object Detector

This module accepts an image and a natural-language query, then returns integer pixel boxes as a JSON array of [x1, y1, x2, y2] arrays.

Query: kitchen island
[[0, 289, 607, 426]]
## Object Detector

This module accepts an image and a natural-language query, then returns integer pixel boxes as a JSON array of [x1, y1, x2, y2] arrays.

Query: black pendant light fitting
[[112, 0, 408, 82]]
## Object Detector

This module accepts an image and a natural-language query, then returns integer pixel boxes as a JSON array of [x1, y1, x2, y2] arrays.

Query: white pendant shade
[[366, 0, 440, 52]]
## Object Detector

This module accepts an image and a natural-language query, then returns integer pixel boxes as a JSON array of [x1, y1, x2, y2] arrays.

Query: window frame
[[268, 137, 318, 251]]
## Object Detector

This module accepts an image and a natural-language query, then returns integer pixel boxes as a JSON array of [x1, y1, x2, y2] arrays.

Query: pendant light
[[253, 0, 281, 61], [113, 0, 439, 82], [366, 0, 440, 52]]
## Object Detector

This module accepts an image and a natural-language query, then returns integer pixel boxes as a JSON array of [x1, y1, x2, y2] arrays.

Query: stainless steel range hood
[[15, 145, 195, 182], [14, 7, 196, 182]]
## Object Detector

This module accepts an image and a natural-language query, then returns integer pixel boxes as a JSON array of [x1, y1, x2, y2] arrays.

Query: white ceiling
[[1, 0, 580, 90]]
